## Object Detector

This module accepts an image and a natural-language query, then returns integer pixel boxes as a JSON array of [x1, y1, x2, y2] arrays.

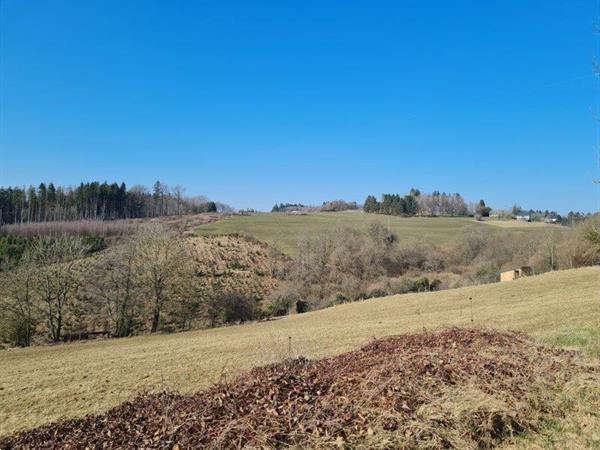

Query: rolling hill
[[1, 266, 598, 438], [196, 212, 549, 256]]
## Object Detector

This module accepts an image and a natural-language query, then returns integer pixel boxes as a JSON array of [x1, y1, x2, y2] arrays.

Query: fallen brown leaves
[[1, 328, 596, 449]]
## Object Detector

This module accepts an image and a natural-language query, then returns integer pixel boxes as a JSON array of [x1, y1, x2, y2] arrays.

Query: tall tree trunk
[[151, 308, 160, 333]]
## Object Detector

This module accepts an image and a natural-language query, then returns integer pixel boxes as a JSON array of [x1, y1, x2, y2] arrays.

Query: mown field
[[196, 212, 548, 256], [1, 266, 599, 439]]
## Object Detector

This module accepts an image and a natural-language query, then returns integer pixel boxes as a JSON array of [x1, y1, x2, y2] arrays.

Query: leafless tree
[[0, 250, 38, 346], [134, 225, 191, 332], [172, 185, 185, 216], [89, 240, 139, 337], [31, 236, 88, 342]]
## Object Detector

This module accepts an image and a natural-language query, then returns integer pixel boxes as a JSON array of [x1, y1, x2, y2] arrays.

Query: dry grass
[[0, 213, 221, 238], [481, 219, 557, 229], [0, 220, 140, 237], [0, 267, 599, 441], [186, 234, 283, 300], [4, 329, 596, 449]]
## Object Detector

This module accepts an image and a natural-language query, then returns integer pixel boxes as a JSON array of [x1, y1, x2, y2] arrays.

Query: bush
[[82, 235, 107, 253], [218, 292, 259, 323], [394, 240, 440, 273], [368, 288, 388, 298], [471, 261, 500, 284], [329, 293, 349, 306], [226, 260, 245, 270], [295, 300, 310, 314], [0, 235, 28, 269], [0, 312, 37, 347]]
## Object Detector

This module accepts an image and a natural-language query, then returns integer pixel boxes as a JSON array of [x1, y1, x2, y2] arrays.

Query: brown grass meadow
[[1, 266, 599, 444]]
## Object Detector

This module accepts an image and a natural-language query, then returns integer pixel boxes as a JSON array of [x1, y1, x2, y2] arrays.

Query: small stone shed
[[500, 266, 533, 282]]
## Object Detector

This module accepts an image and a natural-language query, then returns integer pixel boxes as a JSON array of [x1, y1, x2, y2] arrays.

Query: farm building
[[544, 214, 560, 224], [515, 210, 531, 222], [500, 266, 533, 282]]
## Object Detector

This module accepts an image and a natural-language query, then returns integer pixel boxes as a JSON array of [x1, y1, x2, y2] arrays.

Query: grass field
[[481, 218, 557, 229], [196, 212, 545, 256], [1, 266, 599, 438]]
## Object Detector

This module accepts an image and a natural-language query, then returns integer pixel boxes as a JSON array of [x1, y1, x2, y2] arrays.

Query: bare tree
[[31, 236, 88, 342], [172, 185, 185, 216], [0, 250, 38, 346], [89, 240, 139, 337], [134, 225, 191, 332]]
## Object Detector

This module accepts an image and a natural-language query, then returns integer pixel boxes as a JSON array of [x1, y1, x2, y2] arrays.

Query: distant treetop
[[0, 180, 226, 225]]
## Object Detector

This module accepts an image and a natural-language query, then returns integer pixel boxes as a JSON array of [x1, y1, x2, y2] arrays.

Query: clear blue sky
[[1, 0, 599, 212]]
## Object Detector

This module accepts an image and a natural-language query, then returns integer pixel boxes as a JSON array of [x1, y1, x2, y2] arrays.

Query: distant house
[[515, 210, 531, 222], [544, 214, 559, 224], [500, 266, 533, 282]]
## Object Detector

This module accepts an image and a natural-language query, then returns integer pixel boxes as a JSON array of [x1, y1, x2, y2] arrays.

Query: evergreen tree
[[363, 195, 380, 213], [0, 180, 223, 225], [404, 194, 418, 215], [475, 200, 492, 217]]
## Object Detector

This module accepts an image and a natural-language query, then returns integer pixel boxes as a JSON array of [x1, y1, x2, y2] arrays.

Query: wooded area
[[364, 189, 469, 216], [0, 181, 220, 225]]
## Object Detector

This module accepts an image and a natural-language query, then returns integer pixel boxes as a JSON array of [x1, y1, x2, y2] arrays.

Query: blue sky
[[1, 0, 599, 212]]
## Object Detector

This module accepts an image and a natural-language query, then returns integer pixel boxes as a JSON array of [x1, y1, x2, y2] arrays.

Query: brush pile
[[1, 328, 595, 449]]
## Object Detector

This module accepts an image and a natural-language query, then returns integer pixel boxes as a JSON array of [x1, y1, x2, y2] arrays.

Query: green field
[[1, 267, 599, 439], [196, 212, 507, 255]]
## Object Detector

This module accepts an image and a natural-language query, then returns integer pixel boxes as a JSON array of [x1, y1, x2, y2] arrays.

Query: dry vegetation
[[0, 213, 221, 238], [0, 219, 140, 238], [0, 267, 599, 442], [3, 328, 598, 449], [481, 219, 556, 229], [187, 234, 285, 309], [266, 219, 594, 313], [4, 213, 590, 348], [0, 227, 286, 346]]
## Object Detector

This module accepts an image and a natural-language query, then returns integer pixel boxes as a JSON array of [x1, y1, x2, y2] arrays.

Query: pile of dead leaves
[[1, 328, 596, 449]]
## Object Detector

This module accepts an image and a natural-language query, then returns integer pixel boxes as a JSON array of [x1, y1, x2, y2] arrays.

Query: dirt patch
[[1, 328, 596, 449]]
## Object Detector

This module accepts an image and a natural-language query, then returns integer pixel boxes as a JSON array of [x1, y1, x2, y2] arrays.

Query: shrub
[[368, 288, 388, 298], [0, 235, 28, 269], [218, 292, 259, 323], [330, 293, 349, 306], [394, 240, 440, 273], [295, 300, 310, 314]]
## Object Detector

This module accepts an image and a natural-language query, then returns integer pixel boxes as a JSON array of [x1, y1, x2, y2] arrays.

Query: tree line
[[3, 214, 599, 347], [0, 226, 260, 347], [0, 180, 220, 225], [266, 215, 600, 315], [364, 189, 470, 216]]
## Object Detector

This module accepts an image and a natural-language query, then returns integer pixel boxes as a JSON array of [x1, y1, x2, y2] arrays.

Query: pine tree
[[363, 195, 380, 213], [404, 194, 418, 215]]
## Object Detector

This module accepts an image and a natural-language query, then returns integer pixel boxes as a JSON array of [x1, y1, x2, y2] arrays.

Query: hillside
[[196, 212, 550, 256], [1, 266, 599, 438], [5, 328, 596, 449], [187, 234, 284, 301]]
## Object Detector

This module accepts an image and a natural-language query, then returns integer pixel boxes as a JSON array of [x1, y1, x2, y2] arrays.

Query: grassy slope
[[1, 267, 599, 437], [196, 212, 530, 256], [481, 218, 557, 229]]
